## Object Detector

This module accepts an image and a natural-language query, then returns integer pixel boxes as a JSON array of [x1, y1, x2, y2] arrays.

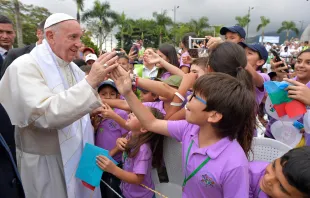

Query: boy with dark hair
[[250, 146, 310, 198], [240, 43, 270, 105]]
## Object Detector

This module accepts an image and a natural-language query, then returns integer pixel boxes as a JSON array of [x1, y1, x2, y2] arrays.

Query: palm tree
[[235, 14, 250, 28], [153, 10, 173, 45], [277, 21, 299, 41], [74, 0, 84, 23], [13, 0, 23, 47], [257, 16, 270, 44], [82, 0, 118, 50], [189, 17, 209, 36], [116, 12, 133, 49]]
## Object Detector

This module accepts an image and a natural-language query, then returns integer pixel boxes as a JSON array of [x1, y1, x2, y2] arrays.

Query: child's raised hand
[[96, 156, 117, 173], [182, 55, 192, 64], [143, 49, 162, 65], [116, 137, 128, 151], [110, 66, 132, 96], [181, 73, 198, 89], [101, 103, 115, 119], [285, 78, 310, 105]]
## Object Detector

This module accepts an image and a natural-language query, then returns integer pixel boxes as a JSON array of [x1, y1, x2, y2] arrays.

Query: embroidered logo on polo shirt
[[200, 172, 216, 187]]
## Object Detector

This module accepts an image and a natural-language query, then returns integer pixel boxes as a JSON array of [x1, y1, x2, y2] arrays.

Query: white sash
[[30, 40, 99, 198]]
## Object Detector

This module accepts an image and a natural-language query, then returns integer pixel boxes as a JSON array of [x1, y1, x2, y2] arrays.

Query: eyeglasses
[[189, 92, 207, 105]]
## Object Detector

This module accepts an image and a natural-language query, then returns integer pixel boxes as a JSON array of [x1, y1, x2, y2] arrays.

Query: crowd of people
[[0, 12, 310, 198]]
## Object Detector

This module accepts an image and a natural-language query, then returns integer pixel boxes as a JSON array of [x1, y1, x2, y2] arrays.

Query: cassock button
[[11, 178, 17, 187]]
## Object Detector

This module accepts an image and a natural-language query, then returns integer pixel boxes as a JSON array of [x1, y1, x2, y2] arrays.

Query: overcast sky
[[19, 0, 310, 49]]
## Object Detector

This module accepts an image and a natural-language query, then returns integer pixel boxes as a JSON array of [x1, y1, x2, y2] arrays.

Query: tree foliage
[[0, 0, 51, 46]]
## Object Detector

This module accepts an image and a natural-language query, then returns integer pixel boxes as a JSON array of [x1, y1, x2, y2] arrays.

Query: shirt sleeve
[[0, 55, 101, 129], [179, 53, 191, 68], [167, 120, 190, 142], [132, 144, 152, 175], [222, 166, 249, 198]]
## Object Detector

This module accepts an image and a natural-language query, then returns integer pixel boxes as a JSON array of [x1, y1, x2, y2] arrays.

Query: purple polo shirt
[[160, 71, 172, 80], [180, 51, 191, 69], [121, 134, 154, 198], [249, 161, 269, 198], [95, 108, 128, 162], [143, 101, 166, 115], [167, 120, 249, 198], [256, 71, 270, 105]]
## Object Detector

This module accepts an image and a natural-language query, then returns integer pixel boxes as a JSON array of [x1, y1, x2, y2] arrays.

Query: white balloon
[[303, 110, 310, 134], [264, 96, 302, 122], [270, 121, 302, 148]]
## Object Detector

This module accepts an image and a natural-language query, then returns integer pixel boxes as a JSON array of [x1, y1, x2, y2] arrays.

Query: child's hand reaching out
[[101, 103, 115, 119], [116, 137, 128, 151], [110, 66, 132, 96], [96, 156, 117, 173]]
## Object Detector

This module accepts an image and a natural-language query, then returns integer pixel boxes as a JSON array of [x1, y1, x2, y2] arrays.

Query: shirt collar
[[190, 129, 232, 159], [0, 47, 8, 56], [143, 65, 158, 72]]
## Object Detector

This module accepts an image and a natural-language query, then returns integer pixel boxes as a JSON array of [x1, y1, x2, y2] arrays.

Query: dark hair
[[181, 32, 197, 49], [125, 108, 164, 168], [297, 48, 310, 59], [80, 65, 91, 73], [193, 73, 256, 156], [209, 42, 255, 91], [280, 146, 310, 197], [192, 57, 209, 69], [305, 41, 309, 45], [0, 15, 13, 24], [157, 44, 179, 78], [118, 54, 129, 61], [73, 59, 87, 67], [268, 72, 277, 80], [37, 19, 46, 31]]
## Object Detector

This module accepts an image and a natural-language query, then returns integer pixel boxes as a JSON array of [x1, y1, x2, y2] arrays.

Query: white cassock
[[0, 40, 102, 198]]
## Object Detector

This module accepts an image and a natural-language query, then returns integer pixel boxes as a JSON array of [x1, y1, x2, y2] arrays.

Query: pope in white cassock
[[0, 13, 119, 198]]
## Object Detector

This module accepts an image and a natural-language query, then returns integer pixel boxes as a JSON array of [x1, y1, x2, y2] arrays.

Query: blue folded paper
[[293, 121, 304, 130], [76, 143, 118, 187]]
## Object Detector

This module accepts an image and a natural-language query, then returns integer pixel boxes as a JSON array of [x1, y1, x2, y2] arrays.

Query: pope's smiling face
[[46, 20, 83, 62]]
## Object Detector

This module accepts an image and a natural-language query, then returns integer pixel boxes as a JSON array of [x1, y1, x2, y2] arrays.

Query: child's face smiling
[[126, 113, 142, 133], [295, 52, 310, 81], [245, 47, 264, 69], [185, 92, 209, 125], [260, 159, 304, 198]]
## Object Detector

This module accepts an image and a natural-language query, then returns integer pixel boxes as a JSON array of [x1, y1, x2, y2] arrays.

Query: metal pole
[[246, 7, 250, 42]]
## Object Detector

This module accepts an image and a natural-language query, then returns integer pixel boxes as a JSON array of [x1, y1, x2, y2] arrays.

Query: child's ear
[[140, 127, 148, 133], [256, 60, 265, 68], [207, 111, 223, 123]]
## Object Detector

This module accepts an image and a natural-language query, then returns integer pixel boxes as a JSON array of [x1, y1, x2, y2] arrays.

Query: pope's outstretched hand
[[86, 52, 118, 88]]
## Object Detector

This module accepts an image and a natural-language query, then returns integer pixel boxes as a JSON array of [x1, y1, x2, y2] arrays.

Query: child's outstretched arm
[[102, 98, 131, 111], [144, 49, 185, 76], [97, 156, 144, 185], [135, 77, 177, 100], [101, 103, 130, 131], [111, 66, 170, 137]]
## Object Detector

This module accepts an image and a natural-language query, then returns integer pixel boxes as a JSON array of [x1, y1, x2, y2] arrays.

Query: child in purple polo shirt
[[240, 42, 270, 105], [249, 146, 310, 198], [179, 32, 197, 74], [97, 108, 165, 198], [94, 80, 129, 198], [265, 49, 310, 146], [110, 68, 257, 198]]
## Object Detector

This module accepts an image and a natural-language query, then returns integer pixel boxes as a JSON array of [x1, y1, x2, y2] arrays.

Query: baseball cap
[[83, 47, 95, 54], [239, 42, 268, 63], [157, 75, 182, 88], [85, 53, 98, 62], [98, 80, 118, 93], [220, 25, 246, 39]]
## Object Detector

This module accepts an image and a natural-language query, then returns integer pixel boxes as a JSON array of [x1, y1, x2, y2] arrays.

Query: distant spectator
[[80, 65, 91, 75], [85, 53, 97, 66], [73, 59, 86, 68], [82, 47, 95, 59]]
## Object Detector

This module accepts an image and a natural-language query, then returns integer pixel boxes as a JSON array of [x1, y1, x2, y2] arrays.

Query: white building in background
[[300, 24, 310, 42]]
